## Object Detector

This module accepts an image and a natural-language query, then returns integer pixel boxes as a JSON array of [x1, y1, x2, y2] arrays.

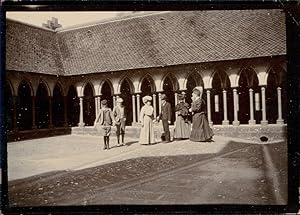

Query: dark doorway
[[53, 84, 65, 127], [140, 75, 154, 113], [36, 82, 50, 129], [5, 82, 14, 132], [101, 81, 113, 109], [211, 73, 224, 125], [120, 79, 133, 125], [17, 80, 32, 130], [67, 85, 79, 126], [83, 83, 95, 126], [163, 76, 176, 124]]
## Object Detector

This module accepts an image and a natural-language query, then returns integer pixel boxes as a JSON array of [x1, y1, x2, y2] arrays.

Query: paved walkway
[[7, 135, 287, 206], [7, 134, 257, 181]]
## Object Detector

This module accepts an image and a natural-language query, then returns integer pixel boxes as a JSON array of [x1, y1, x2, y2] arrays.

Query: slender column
[[206, 89, 212, 126], [174, 92, 178, 105], [113, 95, 116, 107], [136, 94, 141, 122], [233, 88, 240, 126], [222, 90, 229, 125], [153, 94, 157, 118], [95, 96, 99, 117], [248, 89, 255, 125], [98, 95, 102, 109], [32, 96, 37, 129], [158, 92, 162, 114], [78, 97, 85, 127], [276, 87, 284, 124], [261, 86, 268, 125], [48, 96, 54, 128], [12, 96, 18, 131], [132, 94, 137, 123], [63, 96, 68, 127]]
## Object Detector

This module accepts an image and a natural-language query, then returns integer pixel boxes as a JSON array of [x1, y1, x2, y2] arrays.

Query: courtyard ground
[[7, 134, 287, 206]]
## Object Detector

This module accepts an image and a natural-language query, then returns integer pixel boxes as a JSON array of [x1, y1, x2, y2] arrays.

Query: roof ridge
[[6, 17, 56, 33], [56, 11, 171, 33]]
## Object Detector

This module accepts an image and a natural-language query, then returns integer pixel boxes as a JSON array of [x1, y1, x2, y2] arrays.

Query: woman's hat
[[192, 86, 203, 95], [116, 97, 123, 103], [161, 94, 167, 100], [101, 99, 108, 105], [142, 95, 152, 104]]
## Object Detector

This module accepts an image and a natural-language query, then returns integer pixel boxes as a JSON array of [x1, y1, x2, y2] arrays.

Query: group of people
[[94, 86, 213, 150]]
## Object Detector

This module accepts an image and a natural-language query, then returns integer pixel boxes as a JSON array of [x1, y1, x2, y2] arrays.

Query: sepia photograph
[[1, 3, 298, 213]]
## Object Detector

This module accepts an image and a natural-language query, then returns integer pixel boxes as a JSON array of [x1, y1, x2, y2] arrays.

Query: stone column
[[158, 92, 162, 114], [132, 94, 137, 123], [78, 97, 85, 127], [248, 88, 255, 125], [48, 96, 54, 128], [113, 95, 116, 107], [222, 90, 229, 125], [174, 92, 178, 105], [32, 96, 37, 129], [153, 94, 157, 118], [136, 94, 141, 122], [63, 96, 68, 127], [260, 86, 268, 125], [12, 96, 18, 131], [276, 87, 284, 124], [206, 89, 213, 126], [233, 88, 240, 126], [95, 96, 99, 117]]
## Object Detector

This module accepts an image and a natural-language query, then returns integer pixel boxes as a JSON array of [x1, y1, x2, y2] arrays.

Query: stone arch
[[160, 73, 179, 92], [100, 79, 114, 95], [119, 78, 134, 125], [5, 81, 14, 131], [211, 70, 232, 124], [36, 79, 51, 97], [118, 76, 135, 94], [17, 80, 33, 130], [238, 67, 260, 124], [184, 71, 204, 106], [81, 80, 96, 97], [6, 79, 15, 96], [101, 80, 114, 109], [138, 74, 156, 94], [52, 83, 65, 127], [36, 82, 50, 129], [266, 64, 287, 124], [67, 85, 80, 126], [83, 82, 96, 126]]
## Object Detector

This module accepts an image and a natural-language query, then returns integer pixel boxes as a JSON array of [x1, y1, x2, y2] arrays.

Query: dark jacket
[[159, 101, 172, 121]]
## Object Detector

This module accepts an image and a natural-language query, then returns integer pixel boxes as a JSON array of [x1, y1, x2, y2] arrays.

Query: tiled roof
[[6, 19, 64, 75], [56, 9, 286, 75], [6, 10, 286, 76]]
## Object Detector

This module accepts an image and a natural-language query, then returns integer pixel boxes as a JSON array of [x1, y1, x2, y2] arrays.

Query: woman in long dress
[[174, 93, 191, 140], [139, 96, 156, 145], [190, 86, 214, 142]]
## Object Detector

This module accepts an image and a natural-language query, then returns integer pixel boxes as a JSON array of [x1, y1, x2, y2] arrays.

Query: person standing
[[139, 96, 156, 145], [94, 99, 115, 150], [174, 93, 191, 140], [113, 97, 126, 146], [189, 86, 214, 142], [157, 94, 172, 143]]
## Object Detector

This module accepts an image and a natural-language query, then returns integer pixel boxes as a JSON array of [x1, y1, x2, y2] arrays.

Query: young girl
[[174, 93, 191, 140]]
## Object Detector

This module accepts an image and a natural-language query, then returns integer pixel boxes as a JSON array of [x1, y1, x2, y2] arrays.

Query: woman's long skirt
[[190, 113, 213, 142], [174, 115, 191, 139], [139, 115, 155, 145]]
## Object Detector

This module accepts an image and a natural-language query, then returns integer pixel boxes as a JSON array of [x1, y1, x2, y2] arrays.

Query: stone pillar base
[[49, 124, 54, 129], [78, 122, 85, 127], [233, 120, 240, 126], [209, 121, 213, 127], [276, 119, 284, 125], [248, 120, 256, 125], [222, 120, 229, 125], [32, 125, 37, 129], [131, 122, 140, 126], [260, 120, 268, 125]]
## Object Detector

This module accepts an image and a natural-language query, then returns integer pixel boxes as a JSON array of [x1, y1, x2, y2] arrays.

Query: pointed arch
[[67, 85, 79, 126], [17, 80, 33, 130], [36, 82, 50, 128], [160, 73, 179, 92], [100, 79, 114, 96], [37, 79, 51, 97], [83, 82, 96, 126], [138, 73, 156, 93], [52, 83, 65, 127], [18, 79, 34, 97], [101, 80, 114, 109], [118, 76, 135, 94]]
